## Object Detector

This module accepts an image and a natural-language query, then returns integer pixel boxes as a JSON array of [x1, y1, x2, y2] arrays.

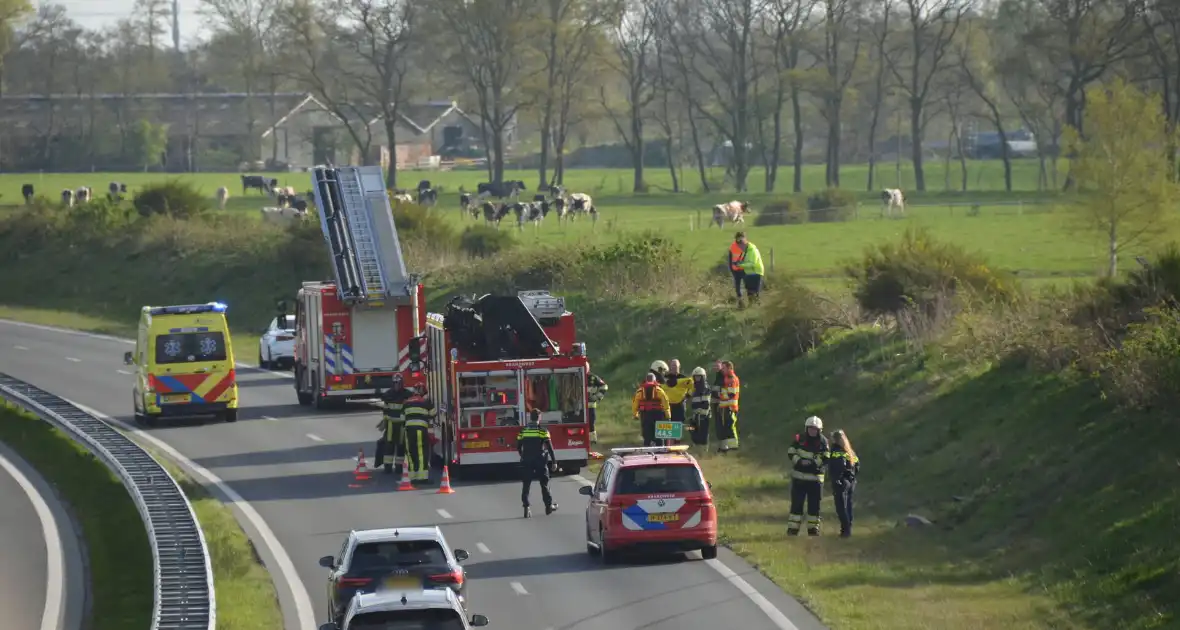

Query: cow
[[417, 180, 432, 193], [107, 181, 126, 201], [260, 207, 307, 225], [216, 186, 230, 210], [548, 184, 566, 199], [276, 193, 291, 208], [551, 197, 571, 223], [477, 181, 527, 200], [569, 193, 594, 215], [61, 189, 75, 207], [482, 201, 511, 227], [392, 193, 414, 204], [417, 188, 439, 208], [21, 184, 34, 205], [241, 174, 271, 195], [76, 187, 92, 203], [881, 188, 905, 217], [711, 200, 749, 228], [292, 198, 309, 212], [514, 202, 545, 228], [460, 193, 475, 218]]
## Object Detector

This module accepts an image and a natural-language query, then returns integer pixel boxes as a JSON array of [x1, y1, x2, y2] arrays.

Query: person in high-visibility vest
[[402, 390, 435, 482], [586, 363, 608, 444], [728, 231, 765, 308], [715, 361, 740, 453], [663, 359, 694, 446], [688, 366, 712, 446], [828, 429, 860, 537], [374, 373, 412, 474], [787, 416, 830, 536], [517, 409, 558, 518], [632, 373, 671, 446]]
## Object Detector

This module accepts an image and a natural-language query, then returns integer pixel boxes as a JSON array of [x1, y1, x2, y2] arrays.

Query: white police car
[[258, 314, 296, 369], [319, 589, 489, 630]]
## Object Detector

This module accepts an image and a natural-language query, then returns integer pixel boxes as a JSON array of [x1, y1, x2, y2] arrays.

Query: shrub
[[844, 227, 1016, 318], [806, 188, 857, 223], [133, 180, 210, 219], [761, 276, 846, 362], [1075, 243, 1180, 330], [460, 225, 516, 258], [1096, 305, 1180, 408], [755, 199, 805, 226], [392, 203, 456, 249]]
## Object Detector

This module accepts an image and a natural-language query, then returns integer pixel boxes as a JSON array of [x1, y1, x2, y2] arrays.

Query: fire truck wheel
[[297, 390, 313, 406], [313, 387, 334, 410], [561, 465, 583, 476]]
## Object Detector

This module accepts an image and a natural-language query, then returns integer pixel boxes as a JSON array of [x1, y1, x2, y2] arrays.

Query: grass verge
[[0, 403, 153, 630]]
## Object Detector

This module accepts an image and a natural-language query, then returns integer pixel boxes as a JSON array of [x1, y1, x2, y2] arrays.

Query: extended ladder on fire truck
[[310, 165, 412, 304]]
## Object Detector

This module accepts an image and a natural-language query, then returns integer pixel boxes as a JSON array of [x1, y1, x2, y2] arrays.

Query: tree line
[[0, 0, 1176, 192]]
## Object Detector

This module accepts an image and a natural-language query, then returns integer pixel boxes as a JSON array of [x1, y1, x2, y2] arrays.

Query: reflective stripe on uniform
[[518, 429, 550, 439]]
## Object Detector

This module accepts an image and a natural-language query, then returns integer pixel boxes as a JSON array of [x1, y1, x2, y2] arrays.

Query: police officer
[[587, 364, 608, 444], [632, 373, 671, 446], [374, 374, 412, 474], [787, 416, 830, 536], [688, 367, 711, 446], [517, 409, 558, 518], [828, 429, 860, 538], [402, 389, 435, 482]]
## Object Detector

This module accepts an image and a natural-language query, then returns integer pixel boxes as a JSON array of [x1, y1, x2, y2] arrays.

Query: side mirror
[[707, 482, 713, 489], [123, 351, 134, 365], [578, 485, 593, 496], [470, 614, 490, 627], [318, 555, 336, 569], [318, 624, 339, 630], [453, 548, 469, 562]]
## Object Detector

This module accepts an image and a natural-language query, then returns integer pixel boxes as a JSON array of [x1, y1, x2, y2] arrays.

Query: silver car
[[320, 589, 489, 630]]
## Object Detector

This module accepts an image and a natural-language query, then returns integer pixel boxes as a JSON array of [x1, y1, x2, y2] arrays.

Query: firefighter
[[632, 373, 671, 446], [715, 360, 741, 453], [649, 360, 669, 381], [587, 364, 608, 444], [787, 416, 830, 536], [402, 388, 435, 482], [374, 374, 412, 474], [517, 409, 558, 518], [828, 429, 860, 538], [688, 367, 711, 446], [710, 360, 723, 438], [663, 359, 694, 446]]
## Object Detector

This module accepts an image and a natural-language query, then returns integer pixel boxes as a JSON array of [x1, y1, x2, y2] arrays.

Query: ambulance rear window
[[155, 332, 228, 364], [615, 464, 704, 495]]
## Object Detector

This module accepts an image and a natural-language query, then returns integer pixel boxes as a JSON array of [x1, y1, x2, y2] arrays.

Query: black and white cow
[[460, 193, 476, 218], [61, 189, 75, 206], [881, 188, 905, 217], [514, 202, 546, 227], [477, 181, 527, 200], [482, 201, 511, 227], [241, 175, 272, 195], [418, 188, 439, 207], [21, 184, 34, 204]]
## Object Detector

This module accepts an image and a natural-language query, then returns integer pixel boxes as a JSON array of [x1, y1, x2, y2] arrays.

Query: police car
[[318, 590, 489, 630], [320, 527, 470, 625], [580, 445, 718, 562]]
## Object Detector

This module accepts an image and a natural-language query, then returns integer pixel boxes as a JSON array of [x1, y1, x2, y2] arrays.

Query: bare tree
[[819, 0, 863, 186], [134, 0, 170, 64], [956, 19, 1012, 191], [0, 0, 33, 95], [884, 0, 966, 192], [751, 0, 809, 192], [1141, 1, 1180, 177], [201, 0, 280, 159], [864, 0, 891, 190], [600, 0, 660, 192]]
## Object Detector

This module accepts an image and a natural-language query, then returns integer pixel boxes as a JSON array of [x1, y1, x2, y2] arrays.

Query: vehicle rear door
[[150, 321, 236, 407], [613, 463, 709, 531], [348, 540, 453, 595], [589, 461, 614, 540]]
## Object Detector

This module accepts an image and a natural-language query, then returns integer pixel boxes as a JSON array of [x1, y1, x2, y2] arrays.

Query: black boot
[[807, 527, 820, 536], [523, 506, 532, 518], [545, 503, 558, 515]]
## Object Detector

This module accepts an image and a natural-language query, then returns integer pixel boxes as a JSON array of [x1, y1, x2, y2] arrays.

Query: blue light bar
[[147, 302, 228, 316]]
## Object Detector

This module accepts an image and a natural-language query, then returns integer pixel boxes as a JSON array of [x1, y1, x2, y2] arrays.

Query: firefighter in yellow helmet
[[787, 416, 830, 536], [688, 367, 711, 446], [632, 372, 671, 446]]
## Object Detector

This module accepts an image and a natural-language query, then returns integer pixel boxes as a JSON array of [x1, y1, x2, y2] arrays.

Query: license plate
[[329, 384, 353, 390], [382, 576, 420, 590], [463, 441, 490, 449], [647, 513, 680, 523], [162, 394, 191, 404]]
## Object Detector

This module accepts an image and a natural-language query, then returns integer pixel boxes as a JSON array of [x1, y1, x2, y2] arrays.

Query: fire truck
[[425, 290, 591, 475], [293, 165, 427, 408]]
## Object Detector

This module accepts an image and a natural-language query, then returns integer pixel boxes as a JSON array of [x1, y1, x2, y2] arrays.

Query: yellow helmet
[[691, 367, 707, 377]]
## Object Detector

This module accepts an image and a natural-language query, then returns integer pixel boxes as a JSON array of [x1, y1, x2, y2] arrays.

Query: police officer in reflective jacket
[[374, 373, 412, 474], [787, 416, 830, 536], [517, 410, 558, 518]]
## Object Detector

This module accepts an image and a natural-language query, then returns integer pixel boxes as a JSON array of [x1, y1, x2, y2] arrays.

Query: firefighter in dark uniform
[[663, 359, 693, 446], [374, 374, 412, 474], [688, 367, 711, 446], [587, 364, 608, 444], [402, 389, 435, 482], [787, 416, 830, 536], [517, 410, 558, 518], [632, 373, 671, 446]]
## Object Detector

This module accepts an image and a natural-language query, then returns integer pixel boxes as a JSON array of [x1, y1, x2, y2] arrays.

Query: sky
[[59, 0, 209, 46]]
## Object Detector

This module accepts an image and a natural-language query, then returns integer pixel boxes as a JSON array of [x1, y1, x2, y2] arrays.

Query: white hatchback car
[[259, 314, 296, 369], [320, 589, 488, 630]]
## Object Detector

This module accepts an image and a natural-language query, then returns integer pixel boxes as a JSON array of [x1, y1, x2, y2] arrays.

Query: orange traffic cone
[[436, 466, 456, 494], [350, 449, 371, 488], [397, 462, 414, 491]]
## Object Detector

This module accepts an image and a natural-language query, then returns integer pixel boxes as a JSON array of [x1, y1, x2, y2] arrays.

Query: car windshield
[[277, 315, 295, 332], [154, 332, 227, 364], [352, 541, 448, 570], [615, 464, 705, 495], [349, 608, 466, 630]]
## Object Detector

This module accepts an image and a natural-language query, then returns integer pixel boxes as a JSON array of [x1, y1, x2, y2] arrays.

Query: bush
[[844, 227, 1016, 318], [1097, 306, 1180, 408], [392, 203, 456, 248], [460, 225, 516, 258], [1076, 243, 1180, 330], [132, 180, 210, 219], [761, 276, 844, 361], [806, 188, 857, 223], [755, 199, 805, 226]]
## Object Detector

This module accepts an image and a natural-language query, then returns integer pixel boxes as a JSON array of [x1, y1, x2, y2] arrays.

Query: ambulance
[[123, 302, 240, 425]]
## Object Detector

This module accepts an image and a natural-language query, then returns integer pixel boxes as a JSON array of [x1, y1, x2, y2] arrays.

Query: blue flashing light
[[148, 302, 229, 316]]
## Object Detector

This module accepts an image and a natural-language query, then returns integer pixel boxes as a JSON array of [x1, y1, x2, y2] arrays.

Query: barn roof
[[260, 95, 468, 138]]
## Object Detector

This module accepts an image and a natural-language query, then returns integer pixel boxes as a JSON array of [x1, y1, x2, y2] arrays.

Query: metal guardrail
[[0, 373, 214, 630]]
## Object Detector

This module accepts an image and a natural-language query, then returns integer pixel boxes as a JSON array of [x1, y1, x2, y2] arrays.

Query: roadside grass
[[0, 403, 153, 630], [0, 305, 136, 338]]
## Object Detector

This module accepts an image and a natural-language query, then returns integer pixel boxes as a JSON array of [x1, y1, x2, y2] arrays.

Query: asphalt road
[[0, 319, 828, 630], [0, 446, 49, 630]]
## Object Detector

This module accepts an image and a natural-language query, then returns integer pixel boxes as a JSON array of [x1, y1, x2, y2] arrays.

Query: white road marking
[[510, 581, 528, 595], [476, 542, 490, 554], [567, 473, 800, 629], [116, 369, 131, 375], [14, 345, 28, 350], [263, 415, 278, 422], [306, 433, 324, 442], [436, 509, 453, 519], [64, 357, 80, 362], [0, 445, 66, 630], [65, 399, 318, 630]]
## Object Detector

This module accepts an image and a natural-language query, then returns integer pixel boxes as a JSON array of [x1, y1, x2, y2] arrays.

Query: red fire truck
[[293, 165, 428, 407], [425, 290, 591, 475]]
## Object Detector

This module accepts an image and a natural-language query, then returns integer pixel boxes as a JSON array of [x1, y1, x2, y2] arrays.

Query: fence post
[[769, 248, 775, 272], [696, 209, 702, 231]]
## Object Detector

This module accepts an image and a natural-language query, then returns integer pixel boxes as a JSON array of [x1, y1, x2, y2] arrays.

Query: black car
[[320, 527, 470, 624]]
